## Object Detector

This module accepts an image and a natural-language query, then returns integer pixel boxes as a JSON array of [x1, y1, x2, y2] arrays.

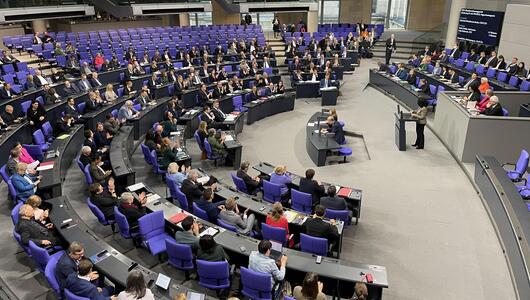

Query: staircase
[[372, 30, 442, 62]]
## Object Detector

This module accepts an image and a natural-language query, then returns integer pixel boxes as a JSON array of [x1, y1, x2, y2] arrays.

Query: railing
[[409, 22, 446, 54], [104, 0, 210, 4], [0, 0, 90, 8]]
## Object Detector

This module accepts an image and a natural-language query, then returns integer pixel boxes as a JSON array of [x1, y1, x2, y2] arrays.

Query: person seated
[[0, 83, 17, 100], [117, 100, 140, 123], [293, 272, 327, 300], [269, 165, 291, 198], [153, 125, 164, 146], [219, 197, 257, 236], [56, 242, 96, 290], [167, 162, 189, 189], [197, 234, 229, 262], [84, 91, 104, 113], [174, 216, 200, 253], [84, 129, 108, 157], [33, 69, 49, 87], [26, 195, 49, 226], [161, 111, 178, 137], [506, 57, 519, 75], [89, 182, 117, 220], [11, 163, 41, 203], [104, 84, 118, 101], [16, 204, 59, 248], [320, 186, 351, 216], [78, 146, 93, 167], [463, 72, 480, 90], [266, 202, 294, 247], [62, 80, 81, 96], [94, 122, 112, 147], [90, 72, 103, 87], [432, 62, 442, 76], [323, 115, 345, 144], [463, 85, 481, 103], [158, 137, 184, 170], [211, 100, 227, 122], [476, 89, 494, 112], [196, 121, 208, 153], [181, 170, 216, 209], [195, 188, 225, 222], [135, 89, 152, 110], [206, 128, 227, 158], [65, 258, 116, 300], [118, 192, 146, 229], [24, 75, 37, 91], [302, 205, 339, 251], [406, 69, 416, 85], [13, 142, 38, 166], [198, 84, 212, 107], [78, 74, 93, 92], [7, 148, 37, 176], [54, 114, 73, 135], [417, 78, 429, 94], [200, 105, 216, 126], [123, 80, 136, 96], [89, 155, 112, 185], [481, 95, 504, 116], [237, 161, 261, 195], [448, 69, 458, 84], [249, 240, 288, 298], [299, 168, 325, 207], [118, 270, 155, 300], [64, 97, 82, 122]]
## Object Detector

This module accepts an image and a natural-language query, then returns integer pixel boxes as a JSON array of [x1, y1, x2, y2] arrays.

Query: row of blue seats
[[505, 150, 530, 209]]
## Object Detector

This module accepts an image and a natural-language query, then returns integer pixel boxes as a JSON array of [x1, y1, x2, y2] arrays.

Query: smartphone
[[316, 255, 322, 264]]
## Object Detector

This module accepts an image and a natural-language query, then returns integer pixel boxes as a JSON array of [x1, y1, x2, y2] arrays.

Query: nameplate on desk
[[187, 291, 205, 300], [128, 182, 145, 192], [155, 273, 171, 290], [89, 250, 111, 264]]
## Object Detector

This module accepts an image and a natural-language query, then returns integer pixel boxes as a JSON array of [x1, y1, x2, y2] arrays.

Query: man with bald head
[[16, 204, 59, 247]]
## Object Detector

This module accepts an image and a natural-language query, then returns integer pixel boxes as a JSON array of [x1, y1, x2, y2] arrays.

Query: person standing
[[411, 99, 428, 149], [273, 16, 281, 38], [385, 34, 397, 65]]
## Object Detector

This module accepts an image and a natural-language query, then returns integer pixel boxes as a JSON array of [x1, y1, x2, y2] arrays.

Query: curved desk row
[[139, 184, 388, 299], [252, 161, 362, 223], [474, 155, 530, 300], [439, 62, 519, 91], [402, 65, 463, 92], [305, 112, 341, 167], [368, 69, 428, 110], [244, 92, 296, 125], [48, 196, 211, 299]]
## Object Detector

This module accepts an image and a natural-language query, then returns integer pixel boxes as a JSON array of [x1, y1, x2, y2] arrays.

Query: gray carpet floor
[[0, 60, 515, 300]]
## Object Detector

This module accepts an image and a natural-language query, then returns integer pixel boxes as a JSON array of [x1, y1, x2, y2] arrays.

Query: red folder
[[337, 187, 352, 198], [169, 212, 188, 224], [41, 161, 55, 166]]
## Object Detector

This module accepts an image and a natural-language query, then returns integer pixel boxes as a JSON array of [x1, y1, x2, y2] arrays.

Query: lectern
[[395, 105, 417, 151], [321, 86, 339, 106]]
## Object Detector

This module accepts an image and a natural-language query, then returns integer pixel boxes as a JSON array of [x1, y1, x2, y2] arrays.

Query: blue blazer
[[10, 173, 34, 202], [65, 273, 109, 300], [55, 253, 77, 290]]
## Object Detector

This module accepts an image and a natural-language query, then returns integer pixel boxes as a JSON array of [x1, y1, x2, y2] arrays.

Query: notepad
[[197, 176, 210, 185], [56, 134, 70, 140], [128, 182, 145, 191], [284, 210, 299, 222], [169, 212, 188, 224], [36, 161, 54, 171], [199, 227, 219, 237], [225, 115, 236, 121], [170, 131, 180, 136], [146, 193, 160, 204], [155, 273, 171, 290], [307, 122, 315, 127], [224, 135, 234, 141]]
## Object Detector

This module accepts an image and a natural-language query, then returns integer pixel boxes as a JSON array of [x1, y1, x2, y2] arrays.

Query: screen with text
[[457, 9, 504, 46]]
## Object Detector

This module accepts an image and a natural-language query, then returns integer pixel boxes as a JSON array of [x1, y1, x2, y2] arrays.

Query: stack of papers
[[224, 135, 234, 141], [197, 176, 210, 185], [307, 122, 315, 127], [225, 115, 236, 121], [128, 182, 145, 191], [36, 161, 54, 171], [145, 193, 161, 204], [284, 210, 299, 222], [56, 134, 70, 140], [199, 227, 219, 237]]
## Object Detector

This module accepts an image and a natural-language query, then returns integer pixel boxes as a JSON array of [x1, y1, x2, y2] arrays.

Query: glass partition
[[371, 0, 409, 29]]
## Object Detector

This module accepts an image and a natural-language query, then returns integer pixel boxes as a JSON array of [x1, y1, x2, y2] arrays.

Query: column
[[307, 10, 318, 33], [444, 0, 466, 45], [179, 13, 190, 27], [211, 0, 240, 25], [32, 19, 47, 34], [340, 0, 372, 23]]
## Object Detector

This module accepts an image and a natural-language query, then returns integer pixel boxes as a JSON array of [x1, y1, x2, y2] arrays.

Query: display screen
[[457, 9, 504, 45]]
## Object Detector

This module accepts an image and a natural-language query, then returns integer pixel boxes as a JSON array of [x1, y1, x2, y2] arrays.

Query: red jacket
[[266, 215, 294, 247]]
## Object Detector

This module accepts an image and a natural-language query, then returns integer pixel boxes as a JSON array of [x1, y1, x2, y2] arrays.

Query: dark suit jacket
[[450, 48, 460, 59], [200, 111, 214, 126], [65, 273, 109, 300], [0, 88, 16, 100], [320, 196, 347, 210], [181, 178, 203, 209], [237, 168, 260, 195], [198, 90, 209, 106], [89, 77, 103, 87], [119, 203, 145, 229], [211, 107, 226, 122], [299, 178, 325, 206], [56, 253, 77, 290], [92, 191, 117, 219], [302, 217, 339, 245], [483, 103, 503, 116], [62, 84, 81, 96], [64, 105, 81, 119], [80, 154, 92, 167], [329, 121, 345, 144], [84, 99, 100, 113], [15, 218, 58, 246], [83, 138, 98, 155], [94, 131, 110, 147], [54, 119, 70, 135], [476, 56, 487, 65], [485, 57, 498, 68]]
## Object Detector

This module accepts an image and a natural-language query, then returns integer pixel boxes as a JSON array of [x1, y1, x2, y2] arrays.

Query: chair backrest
[[21, 100, 31, 113], [140, 144, 153, 165], [475, 64, 485, 75], [497, 71, 508, 82], [520, 80, 530, 91], [193, 202, 209, 221], [291, 189, 312, 214], [300, 233, 328, 256], [486, 68, 496, 78], [0, 164, 9, 183], [217, 218, 237, 232], [194, 130, 204, 151], [165, 239, 194, 270], [114, 206, 133, 238], [87, 197, 109, 225], [196, 259, 230, 289], [514, 149, 530, 176], [83, 163, 93, 185], [262, 223, 287, 245], [29, 240, 51, 273], [42, 121, 53, 139], [138, 210, 165, 241], [203, 139, 214, 159], [7, 179, 17, 203], [231, 172, 249, 194], [77, 102, 86, 114], [44, 251, 62, 297], [33, 129, 46, 145], [262, 180, 282, 203], [508, 75, 520, 87], [429, 84, 437, 96], [175, 186, 189, 211], [11, 201, 23, 226], [324, 209, 350, 225], [240, 267, 273, 300], [502, 108, 509, 116], [64, 288, 90, 300], [23, 144, 44, 161]]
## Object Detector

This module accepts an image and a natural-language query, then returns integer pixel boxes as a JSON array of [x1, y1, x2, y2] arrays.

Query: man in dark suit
[[484, 51, 498, 68], [449, 69, 459, 84], [198, 84, 212, 107], [211, 100, 227, 122], [385, 34, 397, 65], [449, 44, 460, 59], [62, 80, 81, 96], [181, 170, 212, 211], [476, 51, 487, 65], [320, 186, 348, 211], [236, 161, 261, 195], [482, 96, 504, 116], [54, 114, 72, 135], [118, 192, 146, 229], [302, 205, 339, 249], [325, 116, 345, 145], [89, 72, 103, 87], [419, 79, 429, 94], [2, 105, 22, 125], [463, 72, 480, 89], [56, 242, 93, 290], [212, 82, 226, 98], [319, 73, 333, 89], [78, 74, 92, 92], [0, 83, 17, 100], [135, 90, 151, 109], [64, 97, 81, 121], [299, 168, 325, 206], [84, 91, 102, 113], [89, 183, 117, 220], [65, 258, 115, 300], [195, 188, 225, 222], [15, 204, 60, 247], [79, 146, 93, 167]]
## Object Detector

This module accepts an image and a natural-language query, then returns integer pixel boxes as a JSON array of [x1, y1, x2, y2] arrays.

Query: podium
[[321, 87, 339, 106], [395, 110, 417, 151]]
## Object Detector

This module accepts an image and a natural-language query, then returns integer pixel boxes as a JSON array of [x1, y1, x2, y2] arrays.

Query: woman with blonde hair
[[329, 108, 338, 121], [26, 195, 48, 225], [352, 282, 368, 300], [269, 165, 291, 199], [167, 162, 189, 188], [265, 202, 293, 247], [104, 84, 118, 101]]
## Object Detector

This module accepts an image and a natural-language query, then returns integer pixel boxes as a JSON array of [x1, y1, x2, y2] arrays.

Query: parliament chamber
[[0, 1, 528, 300]]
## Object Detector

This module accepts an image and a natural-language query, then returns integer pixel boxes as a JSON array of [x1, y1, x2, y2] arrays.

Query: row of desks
[[368, 69, 429, 110]]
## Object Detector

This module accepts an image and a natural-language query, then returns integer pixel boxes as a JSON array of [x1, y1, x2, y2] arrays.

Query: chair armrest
[[522, 178, 528, 185], [287, 234, 294, 241], [501, 162, 515, 167], [229, 264, 236, 276]]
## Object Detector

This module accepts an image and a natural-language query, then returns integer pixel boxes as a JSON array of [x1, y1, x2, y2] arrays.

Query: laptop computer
[[269, 240, 283, 261]]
